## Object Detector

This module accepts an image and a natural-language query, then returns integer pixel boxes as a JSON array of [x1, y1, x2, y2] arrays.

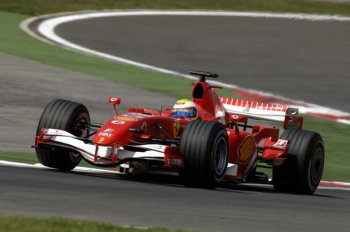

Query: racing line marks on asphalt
[[1, 160, 350, 191], [22, 10, 350, 125]]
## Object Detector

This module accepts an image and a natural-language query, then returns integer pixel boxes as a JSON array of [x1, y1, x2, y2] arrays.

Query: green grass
[[0, 215, 192, 232], [1, 0, 350, 16], [0, 151, 116, 170], [0, 151, 37, 164]]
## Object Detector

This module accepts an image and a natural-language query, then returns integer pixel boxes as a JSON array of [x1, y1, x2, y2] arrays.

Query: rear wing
[[219, 97, 302, 127]]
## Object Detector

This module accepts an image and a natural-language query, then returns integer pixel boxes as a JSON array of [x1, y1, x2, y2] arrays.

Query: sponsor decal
[[124, 113, 152, 118], [111, 120, 125, 125], [103, 128, 114, 133], [173, 120, 180, 138], [273, 139, 288, 147], [99, 137, 105, 143], [238, 136, 256, 163], [98, 132, 112, 138], [167, 158, 182, 167]]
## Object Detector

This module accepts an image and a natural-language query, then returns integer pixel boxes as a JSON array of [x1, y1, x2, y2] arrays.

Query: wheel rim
[[71, 116, 89, 138], [310, 146, 324, 185], [214, 136, 228, 176], [69, 114, 89, 162]]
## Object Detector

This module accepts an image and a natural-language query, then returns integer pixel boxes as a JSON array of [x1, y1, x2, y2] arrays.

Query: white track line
[[0, 160, 118, 173], [22, 10, 350, 125], [1, 160, 350, 191]]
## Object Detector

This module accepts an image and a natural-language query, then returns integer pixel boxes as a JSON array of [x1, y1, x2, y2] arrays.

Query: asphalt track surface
[[54, 15, 350, 112], [1, 13, 350, 232], [1, 165, 350, 232]]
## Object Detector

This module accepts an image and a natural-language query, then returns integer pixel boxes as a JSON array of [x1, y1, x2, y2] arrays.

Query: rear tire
[[273, 129, 325, 194], [35, 99, 90, 171], [180, 120, 228, 188]]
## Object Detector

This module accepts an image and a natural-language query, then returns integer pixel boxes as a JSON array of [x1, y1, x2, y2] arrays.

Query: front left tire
[[180, 120, 228, 188], [35, 99, 90, 171]]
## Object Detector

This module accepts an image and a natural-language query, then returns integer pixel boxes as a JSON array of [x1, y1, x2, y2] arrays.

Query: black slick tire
[[180, 120, 228, 188], [35, 99, 90, 171], [273, 129, 325, 194]]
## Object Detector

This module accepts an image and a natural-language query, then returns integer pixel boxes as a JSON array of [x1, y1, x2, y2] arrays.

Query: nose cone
[[93, 128, 120, 146], [93, 117, 137, 146]]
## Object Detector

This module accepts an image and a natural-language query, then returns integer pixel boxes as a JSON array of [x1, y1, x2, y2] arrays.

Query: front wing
[[35, 128, 238, 177]]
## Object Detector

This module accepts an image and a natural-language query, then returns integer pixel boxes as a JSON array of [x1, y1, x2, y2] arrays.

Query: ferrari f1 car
[[35, 71, 325, 194]]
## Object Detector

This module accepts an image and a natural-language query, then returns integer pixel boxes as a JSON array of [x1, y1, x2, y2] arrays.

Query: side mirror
[[108, 97, 121, 105], [229, 114, 247, 123], [228, 114, 247, 135], [108, 97, 121, 115]]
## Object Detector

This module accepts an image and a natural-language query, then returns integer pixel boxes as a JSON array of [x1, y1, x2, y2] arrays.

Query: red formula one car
[[35, 71, 325, 194]]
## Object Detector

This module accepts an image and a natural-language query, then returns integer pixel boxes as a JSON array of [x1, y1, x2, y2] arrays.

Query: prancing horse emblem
[[173, 120, 180, 138]]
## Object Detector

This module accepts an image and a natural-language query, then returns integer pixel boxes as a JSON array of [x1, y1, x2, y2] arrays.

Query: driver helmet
[[172, 99, 198, 120]]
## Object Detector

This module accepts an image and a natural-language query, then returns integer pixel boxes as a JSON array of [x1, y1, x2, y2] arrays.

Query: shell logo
[[238, 136, 256, 163], [117, 116, 136, 122]]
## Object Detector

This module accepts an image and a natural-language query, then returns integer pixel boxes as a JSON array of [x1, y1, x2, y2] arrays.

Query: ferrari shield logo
[[173, 120, 180, 138]]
